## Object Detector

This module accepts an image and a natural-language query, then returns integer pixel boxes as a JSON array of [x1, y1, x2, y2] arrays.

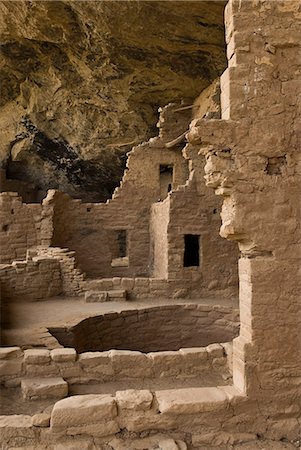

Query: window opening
[[184, 234, 200, 267], [117, 230, 127, 257], [159, 164, 173, 200]]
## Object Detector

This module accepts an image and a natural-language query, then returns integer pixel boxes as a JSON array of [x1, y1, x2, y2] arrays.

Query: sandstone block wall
[[0, 192, 42, 264], [48, 139, 188, 279], [150, 200, 169, 279], [0, 101, 239, 299], [166, 145, 239, 291], [0, 257, 62, 303], [0, 342, 233, 388], [188, 0, 301, 419]]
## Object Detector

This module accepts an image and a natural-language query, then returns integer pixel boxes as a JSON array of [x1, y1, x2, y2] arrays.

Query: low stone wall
[[84, 276, 237, 300], [0, 257, 62, 302], [50, 304, 239, 353], [0, 246, 86, 304], [0, 343, 232, 388], [1, 384, 299, 449], [34, 246, 85, 296]]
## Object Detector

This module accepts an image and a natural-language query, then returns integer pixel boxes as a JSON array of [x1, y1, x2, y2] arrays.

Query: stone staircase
[[83, 277, 129, 302]]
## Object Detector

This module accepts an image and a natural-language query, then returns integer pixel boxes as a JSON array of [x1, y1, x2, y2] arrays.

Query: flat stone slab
[[51, 394, 117, 428], [21, 377, 68, 400], [155, 387, 228, 415], [85, 291, 108, 302]]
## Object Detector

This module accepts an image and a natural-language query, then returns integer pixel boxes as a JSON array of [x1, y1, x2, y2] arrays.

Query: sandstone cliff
[[0, 1, 226, 201]]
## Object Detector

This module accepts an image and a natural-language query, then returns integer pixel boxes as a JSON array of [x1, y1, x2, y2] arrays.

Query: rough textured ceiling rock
[[0, 0, 226, 201]]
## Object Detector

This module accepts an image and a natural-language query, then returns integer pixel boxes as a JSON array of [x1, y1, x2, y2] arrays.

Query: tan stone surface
[[32, 412, 51, 427], [50, 348, 76, 363], [116, 389, 153, 411], [0, 1, 300, 449], [51, 394, 117, 428], [24, 349, 50, 364], [0, 347, 22, 359], [21, 377, 68, 400], [155, 387, 228, 414]]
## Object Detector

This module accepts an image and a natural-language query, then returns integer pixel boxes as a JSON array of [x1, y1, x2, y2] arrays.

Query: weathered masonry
[[0, 1, 300, 449], [0, 96, 239, 302]]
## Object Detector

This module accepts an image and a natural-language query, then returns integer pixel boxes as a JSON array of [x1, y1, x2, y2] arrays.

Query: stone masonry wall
[[0, 1, 300, 448], [0, 192, 42, 264], [166, 145, 239, 295], [0, 100, 239, 297], [188, 0, 301, 432], [47, 143, 187, 279], [46, 105, 190, 278], [0, 342, 233, 388], [0, 257, 62, 302]]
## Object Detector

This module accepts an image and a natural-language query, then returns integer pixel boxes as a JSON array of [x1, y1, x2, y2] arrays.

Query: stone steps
[[85, 289, 127, 302]]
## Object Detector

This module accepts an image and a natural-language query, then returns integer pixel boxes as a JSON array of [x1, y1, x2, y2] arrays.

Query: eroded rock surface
[[0, 0, 226, 200]]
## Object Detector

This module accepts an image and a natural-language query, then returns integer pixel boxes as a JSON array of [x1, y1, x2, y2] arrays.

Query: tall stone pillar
[[189, 0, 301, 403]]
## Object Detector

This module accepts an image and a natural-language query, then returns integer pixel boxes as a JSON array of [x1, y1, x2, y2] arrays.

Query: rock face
[[0, 0, 226, 201]]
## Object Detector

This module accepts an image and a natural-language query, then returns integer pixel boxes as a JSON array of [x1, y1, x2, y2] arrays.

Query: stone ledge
[[51, 348, 77, 362], [21, 377, 68, 400], [0, 414, 33, 428], [51, 394, 117, 428], [155, 387, 228, 415], [0, 347, 22, 359]]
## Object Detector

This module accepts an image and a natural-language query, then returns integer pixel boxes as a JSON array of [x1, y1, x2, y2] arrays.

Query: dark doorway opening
[[184, 234, 200, 267]]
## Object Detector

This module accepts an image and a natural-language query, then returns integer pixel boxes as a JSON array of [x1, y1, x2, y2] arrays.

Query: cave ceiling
[[0, 0, 226, 201]]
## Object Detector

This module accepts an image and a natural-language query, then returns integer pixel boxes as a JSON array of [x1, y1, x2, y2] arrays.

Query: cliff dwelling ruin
[[0, 1, 300, 449]]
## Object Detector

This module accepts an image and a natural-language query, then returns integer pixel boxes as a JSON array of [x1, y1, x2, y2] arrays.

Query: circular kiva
[[49, 304, 239, 353]]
